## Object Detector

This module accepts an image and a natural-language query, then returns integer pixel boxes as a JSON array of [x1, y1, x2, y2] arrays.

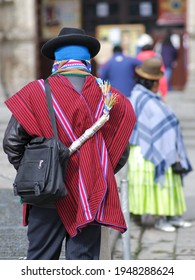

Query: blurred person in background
[[99, 45, 141, 98], [154, 32, 178, 91], [135, 33, 154, 55], [127, 57, 192, 232], [136, 33, 168, 100]]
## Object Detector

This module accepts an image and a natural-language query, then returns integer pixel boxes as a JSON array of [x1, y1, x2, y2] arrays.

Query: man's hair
[[113, 45, 122, 53]]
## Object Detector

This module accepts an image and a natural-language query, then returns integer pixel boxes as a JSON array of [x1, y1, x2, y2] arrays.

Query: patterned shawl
[[129, 84, 192, 185]]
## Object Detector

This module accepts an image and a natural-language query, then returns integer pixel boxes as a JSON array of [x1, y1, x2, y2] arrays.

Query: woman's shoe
[[154, 218, 175, 232], [168, 216, 192, 228]]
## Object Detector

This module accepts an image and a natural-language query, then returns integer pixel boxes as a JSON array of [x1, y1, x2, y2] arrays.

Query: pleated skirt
[[128, 145, 186, 216]]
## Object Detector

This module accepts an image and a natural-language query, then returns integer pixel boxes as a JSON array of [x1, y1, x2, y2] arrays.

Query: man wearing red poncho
[[3, 27, 135, 260]]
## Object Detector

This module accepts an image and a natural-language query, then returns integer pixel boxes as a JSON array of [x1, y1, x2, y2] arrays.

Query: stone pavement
[[0, 83, 195, 260]]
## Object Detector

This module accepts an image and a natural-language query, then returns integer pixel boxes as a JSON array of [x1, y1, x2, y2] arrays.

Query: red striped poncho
[[5, 74, 136, 237]]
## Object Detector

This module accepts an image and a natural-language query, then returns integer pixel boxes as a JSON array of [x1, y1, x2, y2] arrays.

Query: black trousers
[[26, 206, 101, 260]]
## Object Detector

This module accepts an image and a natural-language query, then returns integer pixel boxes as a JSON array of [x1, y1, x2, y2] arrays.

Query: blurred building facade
[[0, 0, 195, 97], [0, 0, 36, 96]]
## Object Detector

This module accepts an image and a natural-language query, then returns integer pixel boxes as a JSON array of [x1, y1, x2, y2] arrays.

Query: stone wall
[[0, 0, 36, 98]]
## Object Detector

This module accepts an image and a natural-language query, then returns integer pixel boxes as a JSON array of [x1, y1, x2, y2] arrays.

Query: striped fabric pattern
[[39, 79, 93, 221], [5, 74, 136, 237], [52, 59, 91, 74]]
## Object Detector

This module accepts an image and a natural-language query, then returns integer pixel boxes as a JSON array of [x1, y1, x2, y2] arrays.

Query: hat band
[[54, 45, 90, 61]]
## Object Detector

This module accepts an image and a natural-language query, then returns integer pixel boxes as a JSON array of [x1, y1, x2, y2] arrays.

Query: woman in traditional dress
[[128, 57, 192, 232]]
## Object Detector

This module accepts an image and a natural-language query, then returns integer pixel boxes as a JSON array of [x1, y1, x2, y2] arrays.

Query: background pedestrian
[[99, 45, 141, 97], [154, 32, 178, 91], [136, 33, 168, 99]]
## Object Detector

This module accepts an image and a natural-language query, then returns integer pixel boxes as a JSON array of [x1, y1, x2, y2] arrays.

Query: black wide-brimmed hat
[[41, 27, 101, 60], [135, 58, 164, 80]]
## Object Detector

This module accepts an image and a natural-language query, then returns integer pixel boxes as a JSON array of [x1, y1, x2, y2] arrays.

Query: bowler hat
[[41, 27, 101, 60], [135, 58, 164, 80]]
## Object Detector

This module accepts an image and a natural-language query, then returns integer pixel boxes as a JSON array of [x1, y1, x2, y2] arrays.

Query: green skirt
[[128, 145, 186, 216]]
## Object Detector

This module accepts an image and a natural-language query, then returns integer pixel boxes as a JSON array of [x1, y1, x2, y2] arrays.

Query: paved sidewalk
[[0, 85, 195, 260]]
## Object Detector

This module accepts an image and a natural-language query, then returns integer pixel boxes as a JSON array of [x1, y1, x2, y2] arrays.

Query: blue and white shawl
[[129, 84, 192, 185]]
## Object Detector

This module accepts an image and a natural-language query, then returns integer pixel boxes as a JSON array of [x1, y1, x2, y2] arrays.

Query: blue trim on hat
[[54, 45, 90, 60]]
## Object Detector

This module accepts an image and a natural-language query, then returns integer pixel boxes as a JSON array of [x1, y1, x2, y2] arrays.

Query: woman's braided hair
[[136, 76, 156, 90]]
